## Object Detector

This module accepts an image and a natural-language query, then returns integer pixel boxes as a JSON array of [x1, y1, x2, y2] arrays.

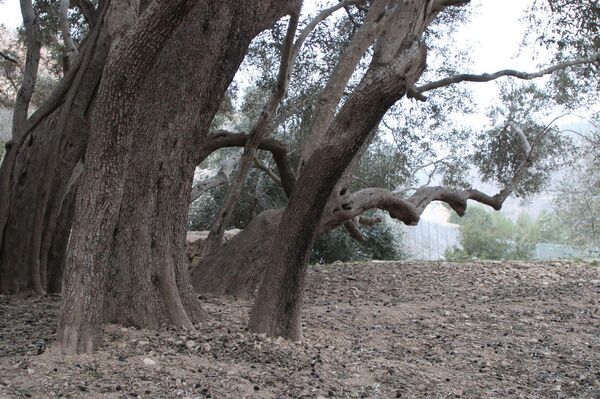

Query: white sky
[[0, 0, 21, 29]]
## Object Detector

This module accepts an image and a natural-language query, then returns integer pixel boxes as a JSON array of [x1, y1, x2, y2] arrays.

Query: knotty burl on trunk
[[58, 0, 299, 354]]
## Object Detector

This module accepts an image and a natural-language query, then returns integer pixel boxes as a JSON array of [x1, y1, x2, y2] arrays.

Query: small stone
[[142, 358, 157, 366], [185, 340, 196, 349], [202, 343, 211, 352], [26, 368, 34, 375]]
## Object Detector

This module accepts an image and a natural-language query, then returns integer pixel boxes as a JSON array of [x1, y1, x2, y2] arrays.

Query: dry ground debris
[[1, 260, 599, 398]]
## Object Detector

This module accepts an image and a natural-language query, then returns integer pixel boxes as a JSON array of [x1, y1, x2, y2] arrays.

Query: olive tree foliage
[[526, 0, 599, 107], [473, 83, 575, 198], [0, 0, 92, 109], [547, 117, 600, 249], [311, 214, 405, 264]]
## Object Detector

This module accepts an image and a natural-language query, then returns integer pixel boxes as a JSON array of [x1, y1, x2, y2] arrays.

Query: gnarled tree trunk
[[0, 3, 110, 294], [248, 0, 432, 340], [57, 0, 299, 354], [192, 209, 282, 298]]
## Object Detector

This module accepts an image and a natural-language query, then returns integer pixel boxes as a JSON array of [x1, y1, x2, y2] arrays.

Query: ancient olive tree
[[0, 0, 598, 352], [185, 0, 599, 341], [57, 0, 301, 353]]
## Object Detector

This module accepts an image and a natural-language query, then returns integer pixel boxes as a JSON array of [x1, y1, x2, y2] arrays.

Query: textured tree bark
[[0, 1, 109, 294], [57, 0, 298, 354], [0, 0, 41, 293], [192, 209, 282, 298], [248, 0, 432, 340]]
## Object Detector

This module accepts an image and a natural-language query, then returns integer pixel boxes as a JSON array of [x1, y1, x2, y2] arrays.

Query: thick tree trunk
[[58, 0, 298, 354], [248, 0, 431, 340], [248, 91, 405, 341], [192, 209, 282, 298], [0, 6, 110, 294]]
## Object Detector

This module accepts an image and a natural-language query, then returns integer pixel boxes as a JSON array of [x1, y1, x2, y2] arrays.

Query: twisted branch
[[321, 122, 539, 236], [409, 52, 600, 100], [189, 151, 242, 204], [202, 131, 296, 197]]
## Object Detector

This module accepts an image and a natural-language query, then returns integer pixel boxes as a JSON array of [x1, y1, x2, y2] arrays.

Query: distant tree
[[536, 210, 569, 244], [551, 149, 600, 249], [447, 207, 538, 260]]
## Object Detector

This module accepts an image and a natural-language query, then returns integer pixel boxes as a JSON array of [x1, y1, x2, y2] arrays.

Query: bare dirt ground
[[1, 260, 600, 398]]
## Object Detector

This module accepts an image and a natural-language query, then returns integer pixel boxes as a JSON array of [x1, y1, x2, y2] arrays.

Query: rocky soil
[[1, 260, 600, 398]]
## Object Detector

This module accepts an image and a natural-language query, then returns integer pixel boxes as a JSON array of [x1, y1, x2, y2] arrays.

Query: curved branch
[[411, 52, 600, 99], [344, 220, 367, 242], [342, 214, 383, 243], [189, 151, 242, 204], [203, 131, 296, 197], [323, 122, 541, 233], [253, 156, 281, 185], [60, 0, 79, 72], [12, 0, 42, 141], [0, 51, 19, 64], [322, 187, 421, 232]]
